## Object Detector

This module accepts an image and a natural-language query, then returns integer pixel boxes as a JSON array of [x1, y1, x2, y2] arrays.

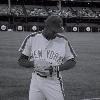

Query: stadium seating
[[0, 4, 9, 15], [0, 4, 100, 32], [0, 4, 99, 18], [46, 6, 59, 15], [61, 7, 77, 18], [25, 5, 48, 16], [75, 7, 96, 18], [93, 8, 100, 18], [11, 5, 24, 16]]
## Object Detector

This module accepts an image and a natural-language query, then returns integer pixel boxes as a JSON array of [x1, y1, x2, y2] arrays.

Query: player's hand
[[44, 66, 53, 77], [44, 66, 53, 71], [44, 66, 58, 72], [44, 66, 59, 77]]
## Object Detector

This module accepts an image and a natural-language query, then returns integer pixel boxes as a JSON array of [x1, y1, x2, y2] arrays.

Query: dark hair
[[45, 15, 63, 28]]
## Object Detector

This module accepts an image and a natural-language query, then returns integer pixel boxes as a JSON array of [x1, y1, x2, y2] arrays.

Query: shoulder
[[56, 33, 68, 42], [25, 31, 42, 40], [18, 31, 42, 52], [26, 32, 37, 39]]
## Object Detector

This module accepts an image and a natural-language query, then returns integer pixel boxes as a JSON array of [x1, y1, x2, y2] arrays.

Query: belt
[[36, 73, 47, 78]]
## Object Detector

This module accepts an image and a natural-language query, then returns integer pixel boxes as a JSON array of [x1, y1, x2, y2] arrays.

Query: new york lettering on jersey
[[29, 33, 66, 65], [19, 32, 76, 66]]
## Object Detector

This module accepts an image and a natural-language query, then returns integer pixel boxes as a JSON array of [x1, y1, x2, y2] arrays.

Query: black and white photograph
[[0, 0, 100, 100]]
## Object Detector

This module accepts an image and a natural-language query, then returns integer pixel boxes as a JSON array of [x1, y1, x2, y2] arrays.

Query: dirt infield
[[0, 32, 100, 100]]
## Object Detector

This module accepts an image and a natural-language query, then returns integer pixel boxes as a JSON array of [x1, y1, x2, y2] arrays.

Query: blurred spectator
[[47, 6, 58, 15], [0, 5, 9, 15], [93, 8, 100, 18], [11, 6, 24, 16], [61, 7, 77, 18], [76, 7, 96, 18], [25, 5, 48, 16]]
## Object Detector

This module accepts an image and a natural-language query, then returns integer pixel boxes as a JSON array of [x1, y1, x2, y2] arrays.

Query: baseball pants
[[29, 73, 64, 100]]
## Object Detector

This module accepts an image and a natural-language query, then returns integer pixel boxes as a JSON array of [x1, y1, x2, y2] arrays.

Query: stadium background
[[0, 0, 100, 32], [0, 0, 100, 100]]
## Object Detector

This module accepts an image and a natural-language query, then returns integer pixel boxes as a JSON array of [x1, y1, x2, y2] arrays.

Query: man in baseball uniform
[[18, 15, 77, 100]]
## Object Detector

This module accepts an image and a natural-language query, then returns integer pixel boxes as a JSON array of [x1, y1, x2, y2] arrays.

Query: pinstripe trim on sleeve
[[56, 33, 68, 41], [18, 32, 37, 52], [68, 41, 77, 58]]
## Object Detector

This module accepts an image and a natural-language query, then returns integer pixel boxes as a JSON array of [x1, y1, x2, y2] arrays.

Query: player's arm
[[18, 34, 34, 68], [46, 58, 76, 72], [45, 41, 77, 72], [58, 41, 77, 71], [18, 54, 34, 68], [58, 58, 76, 71]]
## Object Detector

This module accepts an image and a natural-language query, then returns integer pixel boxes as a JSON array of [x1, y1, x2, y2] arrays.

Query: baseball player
[[18, 15, 77, 100]]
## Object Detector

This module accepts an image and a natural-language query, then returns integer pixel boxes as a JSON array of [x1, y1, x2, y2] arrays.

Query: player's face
[[46, 26, 58, 38], [43, 24, 64, 40]]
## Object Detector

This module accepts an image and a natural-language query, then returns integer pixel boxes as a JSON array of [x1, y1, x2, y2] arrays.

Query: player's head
[[43, 15, 64, 40], [44, 15, 64, 33]]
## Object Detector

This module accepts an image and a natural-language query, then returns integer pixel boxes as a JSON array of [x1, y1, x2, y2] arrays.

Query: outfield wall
[[0, 23, 100, 32]]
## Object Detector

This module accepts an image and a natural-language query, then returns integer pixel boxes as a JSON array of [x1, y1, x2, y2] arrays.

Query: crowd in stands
[[0, 5, 9, 15], [45, 6, 60, 15], [0, 4, 24, 16], [25, 5, 48, 16], [0, 4, 100, 18], [11, 5, 24, 16], [61, 7, 77, 18], [73, 7, 96, 18], [25, 6, 100, 18]]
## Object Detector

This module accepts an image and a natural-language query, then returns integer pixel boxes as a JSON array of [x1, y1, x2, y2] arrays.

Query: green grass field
[[0, 31, 100, 100]]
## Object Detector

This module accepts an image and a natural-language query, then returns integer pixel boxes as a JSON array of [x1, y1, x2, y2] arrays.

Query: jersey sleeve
[[18, 36, 32, 57], [64, 41, 77, 61]]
